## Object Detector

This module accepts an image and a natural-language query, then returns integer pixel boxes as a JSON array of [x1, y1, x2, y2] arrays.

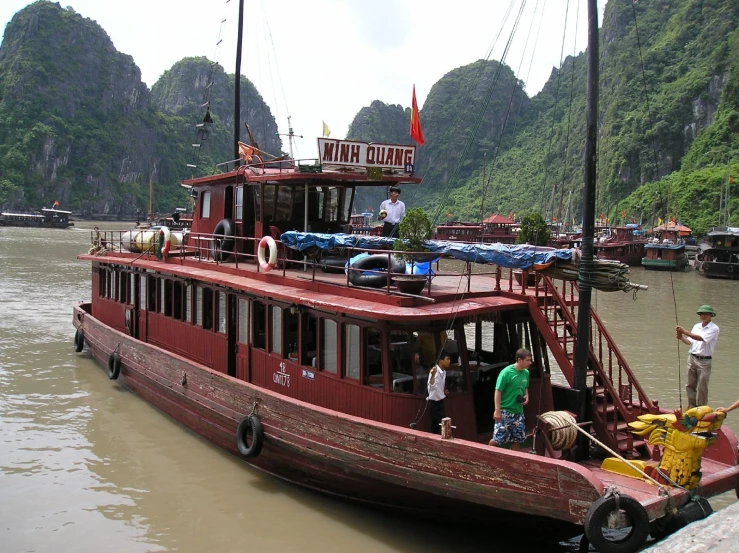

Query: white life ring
[[158, 226, 172, 259], [258, 235, 278, 272]]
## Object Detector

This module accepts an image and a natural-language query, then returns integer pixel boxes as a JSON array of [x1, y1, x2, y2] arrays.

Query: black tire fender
[[584, 494, 649, 553], [348, 254, 406, 288], [107, 352, 122, 380], [213, 218, 236, 262], [727, 264, 735, 274], [74, 329, 85, 352], [236, 414, 264, 457]]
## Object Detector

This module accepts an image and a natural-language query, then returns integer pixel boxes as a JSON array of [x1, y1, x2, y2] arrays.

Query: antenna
[[276, 115, 303, 160]]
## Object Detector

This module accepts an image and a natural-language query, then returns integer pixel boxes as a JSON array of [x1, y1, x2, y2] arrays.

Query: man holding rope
[[676, 304, 720, 408]]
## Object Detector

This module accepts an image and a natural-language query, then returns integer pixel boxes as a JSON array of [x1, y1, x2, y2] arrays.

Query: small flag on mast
[[322, 121, 331, 137], [410, 85, 425, 145]]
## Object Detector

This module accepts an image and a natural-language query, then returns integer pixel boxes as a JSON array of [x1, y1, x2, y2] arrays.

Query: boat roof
[[183, 165, 422, 187], [1, 212, 45, 218], [41, 208, 72, 214]]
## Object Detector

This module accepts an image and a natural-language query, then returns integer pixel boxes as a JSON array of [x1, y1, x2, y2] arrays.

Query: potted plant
[[393, 208, 434, 294]]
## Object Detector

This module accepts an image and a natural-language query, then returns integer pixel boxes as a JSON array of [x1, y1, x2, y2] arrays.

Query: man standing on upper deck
[[378, 186, 405, 238], [676, 304, 720, 408]]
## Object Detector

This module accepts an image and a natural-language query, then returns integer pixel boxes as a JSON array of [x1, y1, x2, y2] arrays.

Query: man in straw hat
[[676, 304, 720, 408]]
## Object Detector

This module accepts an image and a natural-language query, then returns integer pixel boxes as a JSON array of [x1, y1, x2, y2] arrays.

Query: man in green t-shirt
[[488, 348, 532, 451]]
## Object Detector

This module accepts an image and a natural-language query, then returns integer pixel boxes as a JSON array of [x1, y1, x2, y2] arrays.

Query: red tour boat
[[71, 2, 739, 552]]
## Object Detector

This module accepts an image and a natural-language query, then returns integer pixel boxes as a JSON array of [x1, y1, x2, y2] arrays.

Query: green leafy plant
[[517, 213, 551, 246], [394, 207, 433, 260]]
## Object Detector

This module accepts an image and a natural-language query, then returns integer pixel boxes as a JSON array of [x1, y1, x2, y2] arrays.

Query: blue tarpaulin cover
[[280, 231, 575, 270]]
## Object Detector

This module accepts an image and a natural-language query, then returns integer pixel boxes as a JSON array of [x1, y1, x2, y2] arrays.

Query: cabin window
[[217, 292, 226, 333], [270, 306, 282, 354], [202, 288, 213, 330], [185, 284, 192, 322], [158, 279, 165, 314], [388, 330, 418, 395], [301, 312, 318, 368], [284, 306, 298, 360], [320, 319, 338, 374], [99, 268, 106, 298], [344, 324, 360, 380], [341, 188, 353, 223], [200, 191, 211, 219], [364, 328, 383, 388], [238, 299, 250, 344], [140, 276, 147, 311], [130, 274, 137, 306], [195, 287, 203, 326], [147, 276, 157, 311], [164, 280, 173, 317], [253, 301, 266, 349], [327, 187, 340, 222], [173, 281, 183, 320], [253, 186, 261, 221], [119, 272, 128, 303], [235, 186, 244, 220], [274, 186, 292, 222], [113, 271, 120, 301]]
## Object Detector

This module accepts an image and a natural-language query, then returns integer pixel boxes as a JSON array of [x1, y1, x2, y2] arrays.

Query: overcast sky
[[1, 0, 605, 159]]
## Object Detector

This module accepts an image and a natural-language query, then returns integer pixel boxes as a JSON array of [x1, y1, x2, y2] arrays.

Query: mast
[[148, 175, 153, 222], [234, 0, 245, 161], [572, 0, 599, 460]]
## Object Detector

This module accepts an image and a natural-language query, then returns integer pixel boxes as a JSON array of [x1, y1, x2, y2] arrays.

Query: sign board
[[317, 138, 415, 172]]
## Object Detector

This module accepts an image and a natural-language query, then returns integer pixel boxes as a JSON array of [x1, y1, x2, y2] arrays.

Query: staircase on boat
[[529, 275, 658, 457]]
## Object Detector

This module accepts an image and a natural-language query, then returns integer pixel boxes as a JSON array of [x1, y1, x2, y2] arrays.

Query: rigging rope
[[630, 0, 683, 409]]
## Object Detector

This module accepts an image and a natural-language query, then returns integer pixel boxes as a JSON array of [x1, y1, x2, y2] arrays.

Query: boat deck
[[82, 248, 556, 319]]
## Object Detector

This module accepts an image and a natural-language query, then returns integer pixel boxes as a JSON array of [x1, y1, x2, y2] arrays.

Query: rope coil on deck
[[540, 411, 578, 450]]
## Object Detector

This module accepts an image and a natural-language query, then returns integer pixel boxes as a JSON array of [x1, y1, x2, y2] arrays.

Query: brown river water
[[1, 223, 737, 553]]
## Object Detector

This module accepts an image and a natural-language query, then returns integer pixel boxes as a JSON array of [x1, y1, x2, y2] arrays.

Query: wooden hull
[[73, 301, 739, 528], [74, 303, 609, 526], [696, 261, 739, 279]]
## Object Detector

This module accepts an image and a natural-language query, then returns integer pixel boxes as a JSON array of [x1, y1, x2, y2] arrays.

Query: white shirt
[[688, 321, 719, 356], [379, 199, 406, 224], [427, 365, 446, 401]]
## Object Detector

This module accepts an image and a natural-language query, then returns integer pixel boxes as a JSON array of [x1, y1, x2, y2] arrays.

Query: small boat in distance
[[695, 226, 739, 278], [595, 224, 647, 266], [642, 224, 689, 271], [0, 207, 74, 228]]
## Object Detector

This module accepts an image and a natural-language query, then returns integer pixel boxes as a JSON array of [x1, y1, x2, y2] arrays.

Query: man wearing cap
[[676, 305, 720, 408]]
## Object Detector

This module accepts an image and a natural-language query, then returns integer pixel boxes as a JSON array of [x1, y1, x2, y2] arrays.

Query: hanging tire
[[236, 414, 264, 457], [213, 218, 235, 262], [74, 329, 85, 352], [107, 352, 121, 380], [584, 494, 649, 553]]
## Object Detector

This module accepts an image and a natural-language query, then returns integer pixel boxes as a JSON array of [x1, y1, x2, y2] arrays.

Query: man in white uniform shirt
[[378, 186, 405, 238], [676, 304, 720, 408], [426, 351, 451, 434]]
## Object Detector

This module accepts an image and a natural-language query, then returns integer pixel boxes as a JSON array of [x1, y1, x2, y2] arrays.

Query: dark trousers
[[382, 221, 400, 238], [428, 399, 446, 434]]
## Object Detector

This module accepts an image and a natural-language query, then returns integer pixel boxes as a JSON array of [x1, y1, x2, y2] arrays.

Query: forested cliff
[[1, 0, 738, 233]]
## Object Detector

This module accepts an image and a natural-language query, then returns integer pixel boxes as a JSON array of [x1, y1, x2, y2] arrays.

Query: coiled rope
[[539, 411, 578, 450]]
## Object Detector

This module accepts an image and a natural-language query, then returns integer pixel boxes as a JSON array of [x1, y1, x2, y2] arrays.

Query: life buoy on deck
[[213, 218, 235, 262], [257, 236, 278, 272], [74, 329, 85, 352], [157, 226, 172, 260], [107, 352, 121, 380], [348, 254, 406, 288], [236, 414, 264, 457], [584, 493, 649, 553]]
